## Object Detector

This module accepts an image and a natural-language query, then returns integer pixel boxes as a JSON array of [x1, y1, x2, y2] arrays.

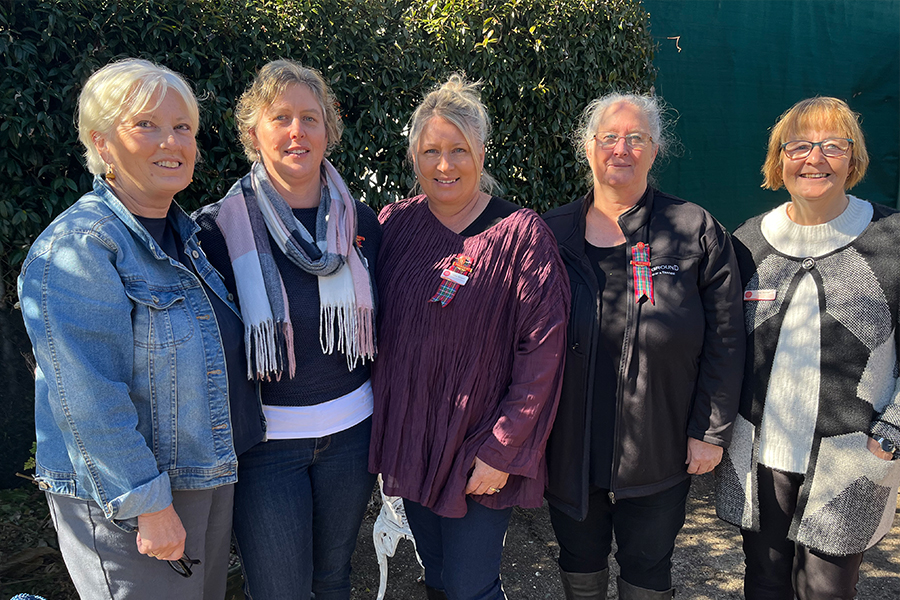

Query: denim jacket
[[19, 177, 242, 530]]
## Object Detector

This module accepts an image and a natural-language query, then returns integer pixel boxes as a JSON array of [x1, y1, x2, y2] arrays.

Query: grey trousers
[[47, 485, 234, 600]]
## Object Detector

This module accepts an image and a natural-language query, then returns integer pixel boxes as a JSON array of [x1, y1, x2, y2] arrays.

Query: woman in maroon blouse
[[369, 75, 570, 600]]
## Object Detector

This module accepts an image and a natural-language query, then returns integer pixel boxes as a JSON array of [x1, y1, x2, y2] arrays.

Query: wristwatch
[[872, 436, 900, 460]]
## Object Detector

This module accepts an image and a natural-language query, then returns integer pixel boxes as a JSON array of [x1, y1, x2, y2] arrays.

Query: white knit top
[[757, 195, 872, 473]]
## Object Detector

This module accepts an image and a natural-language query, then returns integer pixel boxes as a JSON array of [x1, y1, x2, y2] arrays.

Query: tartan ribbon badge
[[630, 242, 654, 305], [429, 254, 474, 307]]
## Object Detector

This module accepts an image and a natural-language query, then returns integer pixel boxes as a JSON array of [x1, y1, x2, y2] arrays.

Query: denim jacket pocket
[[123, 280, 194, 348]]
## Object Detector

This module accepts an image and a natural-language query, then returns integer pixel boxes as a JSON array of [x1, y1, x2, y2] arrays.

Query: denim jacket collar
[[91, 176, 201, 263]]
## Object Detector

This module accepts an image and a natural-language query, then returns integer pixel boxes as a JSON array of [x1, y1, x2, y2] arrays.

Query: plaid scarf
[[215, 160, 376, 380]]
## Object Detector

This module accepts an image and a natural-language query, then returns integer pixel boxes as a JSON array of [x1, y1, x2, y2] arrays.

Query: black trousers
[[742, 465, 864, 600], [549, 478, 690, 591]]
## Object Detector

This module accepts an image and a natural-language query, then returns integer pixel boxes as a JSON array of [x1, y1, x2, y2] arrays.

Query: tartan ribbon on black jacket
[[429, 254, 474, 307], [630, 242, 654, 304]]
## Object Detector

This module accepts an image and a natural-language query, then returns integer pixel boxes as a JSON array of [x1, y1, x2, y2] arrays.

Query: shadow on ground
[[348, 474, 900, 599], [3, 474, 896, 599]]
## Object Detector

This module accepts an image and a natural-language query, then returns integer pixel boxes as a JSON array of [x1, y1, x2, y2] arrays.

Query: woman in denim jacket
[[17, 59, 263, 599]]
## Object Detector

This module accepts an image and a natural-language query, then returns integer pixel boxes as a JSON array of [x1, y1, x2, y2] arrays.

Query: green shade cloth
[[643, 0, 899, 229]]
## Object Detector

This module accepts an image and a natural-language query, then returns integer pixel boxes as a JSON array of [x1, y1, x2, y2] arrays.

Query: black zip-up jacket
[[542, 188, 745, 520]]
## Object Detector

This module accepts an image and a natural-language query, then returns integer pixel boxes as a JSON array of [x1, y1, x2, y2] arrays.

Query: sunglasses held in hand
[[168, 553, 201, 578]]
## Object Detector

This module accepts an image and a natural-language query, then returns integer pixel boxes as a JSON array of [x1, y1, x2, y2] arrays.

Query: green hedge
[[0, 0, 654, 306]]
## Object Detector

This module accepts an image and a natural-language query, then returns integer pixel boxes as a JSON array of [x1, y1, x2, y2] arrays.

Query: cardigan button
[[801, 257, 816, 270]]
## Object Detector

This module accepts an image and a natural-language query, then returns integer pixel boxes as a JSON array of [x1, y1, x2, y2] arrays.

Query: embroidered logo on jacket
[[651, 264, 679, 276]]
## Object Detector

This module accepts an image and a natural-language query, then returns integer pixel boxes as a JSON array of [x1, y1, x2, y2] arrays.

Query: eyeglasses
[[781, 138, 853, 160], [594, 132, 654, 150], [168, 553, 201, 578]]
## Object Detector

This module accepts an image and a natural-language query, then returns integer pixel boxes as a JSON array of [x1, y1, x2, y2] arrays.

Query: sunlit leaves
[[0, 0, 654, 303]]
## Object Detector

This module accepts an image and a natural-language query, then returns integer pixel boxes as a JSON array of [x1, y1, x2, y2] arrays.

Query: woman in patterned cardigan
[[716, 97, 900, 600]]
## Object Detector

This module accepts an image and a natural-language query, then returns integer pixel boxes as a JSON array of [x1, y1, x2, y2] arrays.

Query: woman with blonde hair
[[716, 96, 900, 600], [19, 58, 259, 599], [195, 59, 379, 599], [369, 75, 570, 600]]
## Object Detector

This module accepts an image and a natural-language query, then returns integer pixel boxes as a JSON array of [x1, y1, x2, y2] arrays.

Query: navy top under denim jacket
[[19, 177, 260, 530]]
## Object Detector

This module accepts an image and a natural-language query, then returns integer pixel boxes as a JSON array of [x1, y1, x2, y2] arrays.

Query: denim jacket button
[[151, 295, 160, 304], [227, 293, 234, 302], [192, 250, 200, 259]]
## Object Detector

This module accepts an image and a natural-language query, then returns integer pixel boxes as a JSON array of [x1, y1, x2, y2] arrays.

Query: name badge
[[744, 290, 776, 301], [441, 269, 469, 286]]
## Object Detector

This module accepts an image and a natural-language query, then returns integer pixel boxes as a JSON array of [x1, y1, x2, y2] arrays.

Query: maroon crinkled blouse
[[369, 195, 570, 518]]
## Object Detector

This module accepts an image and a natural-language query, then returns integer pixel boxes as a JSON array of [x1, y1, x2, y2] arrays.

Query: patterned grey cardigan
[[716, 201, 900, 556]]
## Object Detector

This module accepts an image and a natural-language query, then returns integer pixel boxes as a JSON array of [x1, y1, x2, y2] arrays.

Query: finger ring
[[489, 487, 501, 493]]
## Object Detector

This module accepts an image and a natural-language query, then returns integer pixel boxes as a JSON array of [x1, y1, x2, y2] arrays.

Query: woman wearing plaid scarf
[[542, 93, 745, 600], [194, 60, 380, 600]]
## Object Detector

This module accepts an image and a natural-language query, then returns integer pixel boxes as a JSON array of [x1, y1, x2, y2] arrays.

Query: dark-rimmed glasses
[[781, 138, 853, 160], [168, 553, 201, 578], [594, 132, 654, 150]]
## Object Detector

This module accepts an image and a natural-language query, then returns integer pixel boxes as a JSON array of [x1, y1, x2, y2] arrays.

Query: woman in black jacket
[[542, 93, 745, 600]]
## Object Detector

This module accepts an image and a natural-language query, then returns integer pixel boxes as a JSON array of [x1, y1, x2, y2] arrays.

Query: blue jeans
[[232, 418, 376, 600], [404, 496, 512, 600], [549, 478, 691, 591]]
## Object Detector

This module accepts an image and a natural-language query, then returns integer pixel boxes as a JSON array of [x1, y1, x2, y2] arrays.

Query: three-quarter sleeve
[[477, 221, 571, 477], [870, 369, 900, 448]]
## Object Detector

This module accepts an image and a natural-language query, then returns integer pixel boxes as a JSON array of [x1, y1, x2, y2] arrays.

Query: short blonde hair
[[761, 97, 868, 190], [235, 60, 343, 163], [407, 74, 498, 193], [77, 58, 200, 175]]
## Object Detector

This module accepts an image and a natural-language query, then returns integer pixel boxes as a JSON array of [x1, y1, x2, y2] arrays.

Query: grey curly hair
[[575, 92, 672, 158]]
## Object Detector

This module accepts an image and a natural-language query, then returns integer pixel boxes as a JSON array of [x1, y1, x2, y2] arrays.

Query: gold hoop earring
[[105, 164, 116, 181]]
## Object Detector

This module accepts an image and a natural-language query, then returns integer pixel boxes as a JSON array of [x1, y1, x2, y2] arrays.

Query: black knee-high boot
[[617, 576, 675, 599], [559, 568, 610, 600]]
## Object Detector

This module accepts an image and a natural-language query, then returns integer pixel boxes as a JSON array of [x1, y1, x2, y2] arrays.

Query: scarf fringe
[[246, 319, 296, 381], [282, 321, 296, 379], [320, 304, 377, 371]]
